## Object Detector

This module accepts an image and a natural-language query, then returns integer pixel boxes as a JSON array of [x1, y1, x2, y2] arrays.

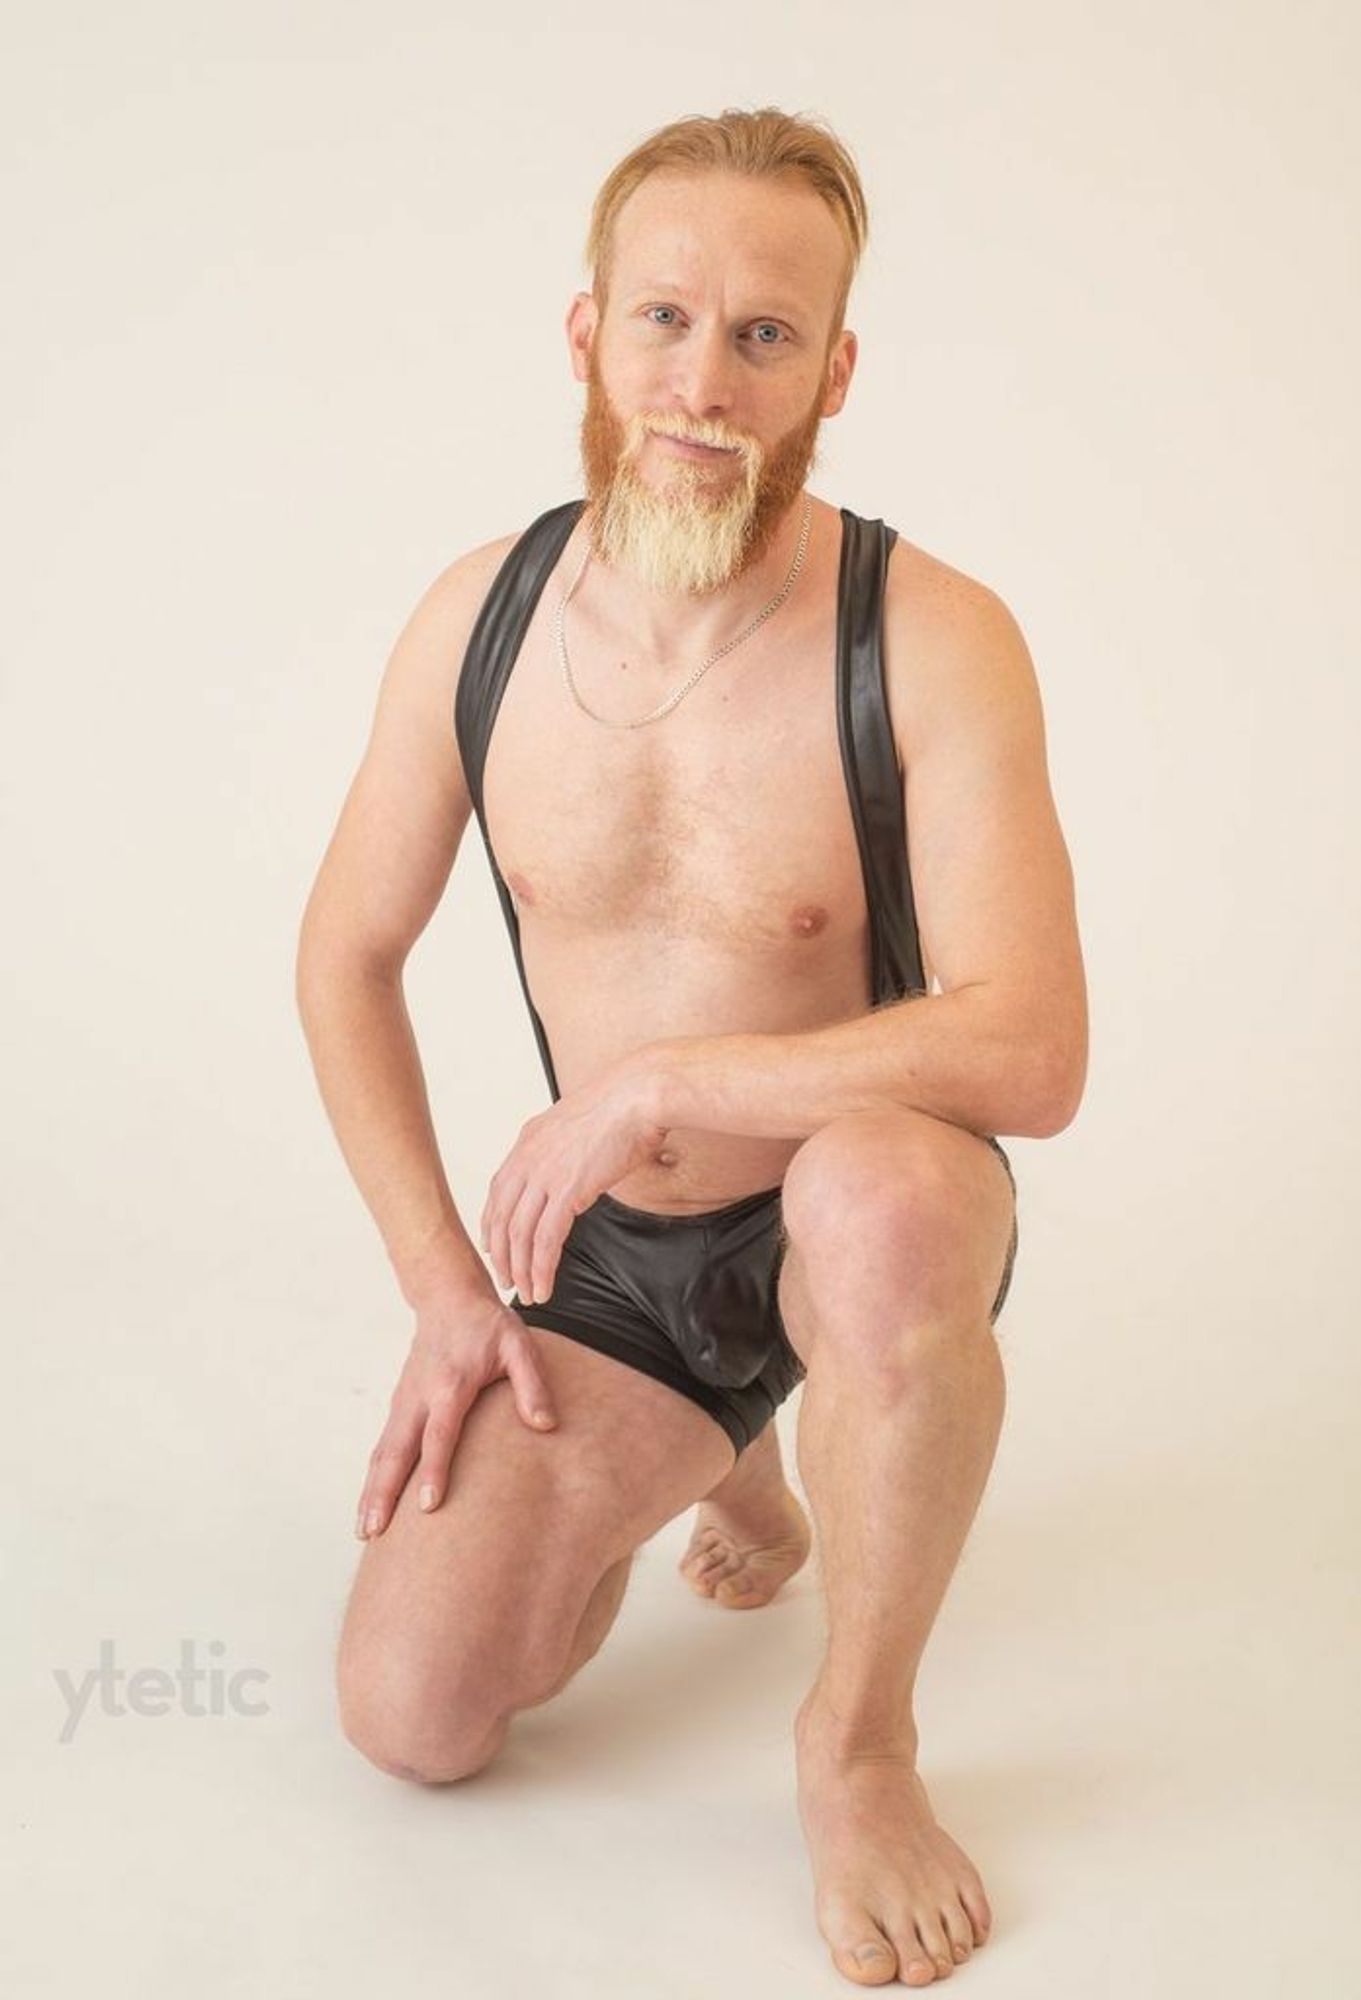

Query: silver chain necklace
[[554, 491, 813, 730]]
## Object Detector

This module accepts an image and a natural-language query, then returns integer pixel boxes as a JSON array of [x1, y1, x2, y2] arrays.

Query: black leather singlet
[[453, 499, 926, 1103]]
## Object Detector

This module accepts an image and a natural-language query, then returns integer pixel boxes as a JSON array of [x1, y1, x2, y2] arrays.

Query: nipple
[[656, 1149, 679, 1168], [789, 903, 829, 937]]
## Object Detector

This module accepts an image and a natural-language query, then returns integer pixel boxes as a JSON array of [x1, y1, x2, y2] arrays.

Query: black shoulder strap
[[455, 498, 586, 1100], [455, 498, 586, 818], [834, 507, 926, 1005]]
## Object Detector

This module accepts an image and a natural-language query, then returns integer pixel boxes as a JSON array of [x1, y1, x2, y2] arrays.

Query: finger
[[478, 1177, 498, 1270], [502, 1332, 559, 1432], [479, 1158, 514, 1259], [355, 1405, 423, 1539], [508, 1184, 550, 1304], [529, 1200, 573, 1307], [413, 1379, 478, 1513], [485, 1173, 523, 1293], [478, 1172, 498, 1256]]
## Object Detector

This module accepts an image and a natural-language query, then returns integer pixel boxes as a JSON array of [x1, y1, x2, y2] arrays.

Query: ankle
[[795, 1686, 920, 1764]]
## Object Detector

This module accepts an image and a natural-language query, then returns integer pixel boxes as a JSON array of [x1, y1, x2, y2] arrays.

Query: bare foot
[[794, 1694, 992, 1986], [677, 1427, 812, 1609]]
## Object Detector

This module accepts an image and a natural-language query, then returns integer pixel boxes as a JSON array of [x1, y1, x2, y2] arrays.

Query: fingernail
[[419, 1484, 436, 1510], [533, 1410, 554, 1428], [365, 1507, 381, 1535]]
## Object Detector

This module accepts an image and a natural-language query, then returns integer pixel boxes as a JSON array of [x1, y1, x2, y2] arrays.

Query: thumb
[[503, 1334, 559, 1431]]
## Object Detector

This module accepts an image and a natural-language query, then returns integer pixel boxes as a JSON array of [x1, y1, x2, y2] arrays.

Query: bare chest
[[481, 592, 876, 981]]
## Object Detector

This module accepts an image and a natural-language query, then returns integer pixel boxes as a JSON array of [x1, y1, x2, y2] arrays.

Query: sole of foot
[[677, 1483, 812, 1608]]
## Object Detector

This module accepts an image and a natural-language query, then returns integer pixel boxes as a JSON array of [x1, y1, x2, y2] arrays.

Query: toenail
[[854, 1943, 890, 1966]]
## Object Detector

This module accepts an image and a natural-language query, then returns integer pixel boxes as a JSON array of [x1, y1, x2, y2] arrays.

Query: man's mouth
[[653, 432, 741, 460]]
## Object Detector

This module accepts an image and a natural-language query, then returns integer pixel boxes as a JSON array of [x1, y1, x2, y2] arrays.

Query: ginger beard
[[578, 337, 827, 598]]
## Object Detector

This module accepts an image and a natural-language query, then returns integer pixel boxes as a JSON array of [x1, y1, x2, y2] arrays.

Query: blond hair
[[584, 106, 868, 343]]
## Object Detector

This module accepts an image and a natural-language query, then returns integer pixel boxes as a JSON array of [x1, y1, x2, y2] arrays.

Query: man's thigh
[[337, 1324, 736, 1774]]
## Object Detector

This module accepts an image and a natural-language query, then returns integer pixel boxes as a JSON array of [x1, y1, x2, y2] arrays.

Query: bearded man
[[297, 105, 1087, 1991]]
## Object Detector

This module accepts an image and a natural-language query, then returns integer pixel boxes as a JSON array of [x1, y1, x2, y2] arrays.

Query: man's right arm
[[295, 534, 564, 1539], [294, 539, 513, 1313]]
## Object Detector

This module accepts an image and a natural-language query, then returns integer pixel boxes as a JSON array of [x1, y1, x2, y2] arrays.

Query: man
[[296, 106, 1086, 1991]]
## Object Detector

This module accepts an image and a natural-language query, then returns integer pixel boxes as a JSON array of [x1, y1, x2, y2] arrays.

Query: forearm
[[295, 951, 494, 1309], [641, 985, 1058, 1143]]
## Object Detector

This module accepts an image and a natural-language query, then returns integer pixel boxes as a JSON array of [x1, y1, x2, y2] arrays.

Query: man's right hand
[[355, 1289, 559, 1540]]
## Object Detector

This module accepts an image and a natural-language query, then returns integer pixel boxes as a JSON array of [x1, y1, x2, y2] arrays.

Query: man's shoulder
[[883, 524, 1006, 629], [426, 524, 526, 611], [412, 503, 582, 725], [430, 498, 583, 618], [880, 530, 1037, 761], [382, 528, 525, 735]]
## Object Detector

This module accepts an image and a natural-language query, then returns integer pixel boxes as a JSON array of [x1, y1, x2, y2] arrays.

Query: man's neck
[[573, 490, 819, 666]]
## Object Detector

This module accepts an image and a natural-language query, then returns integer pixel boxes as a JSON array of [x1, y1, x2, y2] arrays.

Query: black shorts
[[510, 1136, 1018, 1462]]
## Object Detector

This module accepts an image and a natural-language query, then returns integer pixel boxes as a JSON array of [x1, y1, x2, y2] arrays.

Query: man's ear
[[821, 328, 858, 418], [566, 292, 598, 385]]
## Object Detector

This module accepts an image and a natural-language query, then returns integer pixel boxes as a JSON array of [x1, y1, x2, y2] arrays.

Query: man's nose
[[669, 321, 738, 419]]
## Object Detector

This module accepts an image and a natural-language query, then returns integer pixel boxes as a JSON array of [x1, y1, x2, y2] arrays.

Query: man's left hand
[[479, 1055, 671, 1306]]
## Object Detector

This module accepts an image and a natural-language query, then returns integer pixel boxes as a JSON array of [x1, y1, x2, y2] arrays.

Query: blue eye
[[640, 307, 789, 349]]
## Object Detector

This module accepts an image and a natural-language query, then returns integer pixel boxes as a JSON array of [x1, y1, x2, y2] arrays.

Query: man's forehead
[[610, 174, 842, 294]]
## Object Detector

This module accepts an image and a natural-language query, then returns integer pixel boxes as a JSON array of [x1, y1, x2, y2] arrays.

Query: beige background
[[5, 3, 1357, 1994]]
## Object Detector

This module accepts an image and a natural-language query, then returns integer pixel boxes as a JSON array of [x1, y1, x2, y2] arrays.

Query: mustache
[[633, 415, 758, 463]]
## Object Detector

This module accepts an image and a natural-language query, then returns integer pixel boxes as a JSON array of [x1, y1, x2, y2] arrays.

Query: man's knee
[[338, 1654, 515, 1785], [779, 1108, 1013, 1335], [336, 1552, 622, 1782], [782, 1110, 977, 1257]]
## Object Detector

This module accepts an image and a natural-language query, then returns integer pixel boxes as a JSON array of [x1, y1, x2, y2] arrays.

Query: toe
[[682, 1556, 722, 1588], [683, 1567, 718, 1596], [714, 1574, 760, 1603], [712, 1576, 764, 1608], [702, 1552, 744, 1585], [884, 1920, 939, 1987], [957, 1877, 992, 1946], [893, 1938, 938, 1986], [941, 1901, 973, 1965], [832, 1933, 897, 1985], [912, 1912, 954, 1980]]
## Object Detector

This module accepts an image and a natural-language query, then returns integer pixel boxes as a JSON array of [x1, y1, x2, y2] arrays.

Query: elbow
[[296, 924, 403, 1021], [294, 888, 328, 1016], [294, 906, 329, 1022], [1024, 1035, 1088, 1138], [293, 925, 357, 1028], [294, 934, 328, 1032]]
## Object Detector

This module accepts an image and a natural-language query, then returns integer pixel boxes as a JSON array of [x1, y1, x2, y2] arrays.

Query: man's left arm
[[481, 576, 1088, 1303], [630, 575, 1089, 1144]]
